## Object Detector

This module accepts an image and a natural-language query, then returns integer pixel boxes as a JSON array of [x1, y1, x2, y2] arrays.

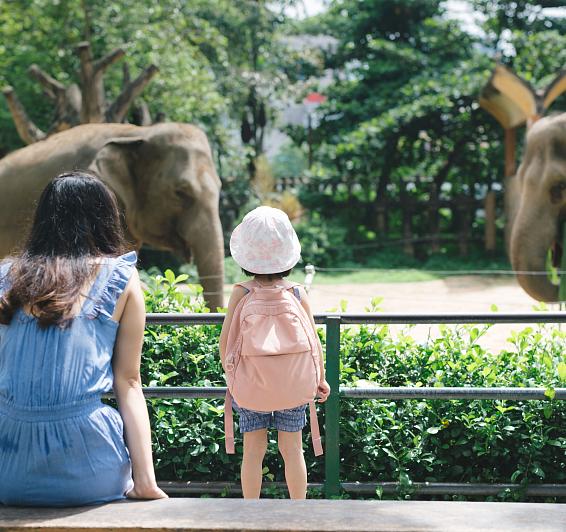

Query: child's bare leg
[[278, 430, 307, 499], [241, 429, 268, 499]]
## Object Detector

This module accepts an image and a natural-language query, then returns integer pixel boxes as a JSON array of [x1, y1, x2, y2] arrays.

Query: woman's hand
[[113, 272, 168, 503], [316, 379, 331, 402], [127, 483, 168, 500]]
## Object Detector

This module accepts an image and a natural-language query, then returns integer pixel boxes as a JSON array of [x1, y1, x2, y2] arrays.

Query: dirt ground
[[221, 275, 563, 352], [307, 275, 537, 313], [304, 275, 563, 352]]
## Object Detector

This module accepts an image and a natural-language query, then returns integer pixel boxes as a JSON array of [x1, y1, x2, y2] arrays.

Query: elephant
[[0, 122, 224, 310], [510, 113, 566, 302]]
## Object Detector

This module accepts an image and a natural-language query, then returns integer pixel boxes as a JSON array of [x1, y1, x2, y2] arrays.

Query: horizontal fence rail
[[141, 312, 566, 499], [146, 312, 566, 325], [103, 386, 566, 401], [156, 481, 566, 498]]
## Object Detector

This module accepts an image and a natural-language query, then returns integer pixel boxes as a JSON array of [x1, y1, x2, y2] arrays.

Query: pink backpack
[[223, 279, 323, 456]]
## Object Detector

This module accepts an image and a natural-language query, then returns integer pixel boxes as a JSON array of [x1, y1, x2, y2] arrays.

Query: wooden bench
[[1, 498, 565, 531]]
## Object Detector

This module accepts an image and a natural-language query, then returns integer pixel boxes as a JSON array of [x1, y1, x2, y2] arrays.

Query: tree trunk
[[373, 136, 398, 235], [456, 196, 471, 258], [106, 65, 159, 123], [484, 189, 497, 253], [429, 184, 440, 253], [1, 87, 45, 144], [400, 187, 414, 257], [3, 41, 157, 145]]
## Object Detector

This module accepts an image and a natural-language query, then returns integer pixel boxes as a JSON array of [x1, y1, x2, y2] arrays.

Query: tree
[[289, 0, 566, 259], [0, 0, 232, 153], [3, 41, 158, 144]]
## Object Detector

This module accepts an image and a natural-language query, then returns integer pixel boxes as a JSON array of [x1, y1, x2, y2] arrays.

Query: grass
[[288, 268, 440, 284], [155, 253, 514, 286]]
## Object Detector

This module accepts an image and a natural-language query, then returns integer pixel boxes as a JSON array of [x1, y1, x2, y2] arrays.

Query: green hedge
[[141, 271, 566, 499]]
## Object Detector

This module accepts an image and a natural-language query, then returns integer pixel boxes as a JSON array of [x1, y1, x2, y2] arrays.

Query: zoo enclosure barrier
[[220, 175, 501, 258], [274, 176, 499, 256], [125, 312, 566, 499]]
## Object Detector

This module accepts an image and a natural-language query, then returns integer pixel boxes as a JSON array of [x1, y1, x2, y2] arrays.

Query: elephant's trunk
[[181, 207, 225, 311], [510, 202, 559, 302]]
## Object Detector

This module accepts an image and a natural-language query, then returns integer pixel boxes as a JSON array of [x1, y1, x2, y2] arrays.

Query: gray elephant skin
[[0, 122, 224, 310], [510, 113, 566, 302]]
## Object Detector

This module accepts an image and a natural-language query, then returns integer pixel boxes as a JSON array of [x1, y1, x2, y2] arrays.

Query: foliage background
[[2, 1, 565, 267]]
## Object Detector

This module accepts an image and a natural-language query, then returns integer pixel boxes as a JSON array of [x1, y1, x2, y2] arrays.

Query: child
[[219, 206, 330, 499], [0, 171, 167, 506]]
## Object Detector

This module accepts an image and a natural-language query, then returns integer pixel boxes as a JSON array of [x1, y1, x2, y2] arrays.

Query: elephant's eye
[[175, 189, 193, 203], [550, 182, 566, 204]]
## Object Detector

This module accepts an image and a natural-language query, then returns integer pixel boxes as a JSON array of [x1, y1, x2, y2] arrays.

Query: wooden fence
[[220, 176, 500, 257]]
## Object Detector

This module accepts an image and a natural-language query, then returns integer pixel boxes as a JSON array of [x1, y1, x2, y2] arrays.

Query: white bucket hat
[[230, 206, 301, 274]]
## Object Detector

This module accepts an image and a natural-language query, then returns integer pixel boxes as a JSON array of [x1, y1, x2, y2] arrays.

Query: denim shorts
[[233, 402, 307, 433]]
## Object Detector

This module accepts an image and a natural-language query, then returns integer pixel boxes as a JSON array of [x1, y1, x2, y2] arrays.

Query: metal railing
[[138, 312, 566, 499]]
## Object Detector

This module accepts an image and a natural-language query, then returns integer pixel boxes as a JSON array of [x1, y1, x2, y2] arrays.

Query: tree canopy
[[1, 0, 564, 263], [285, 0, 566, 262]]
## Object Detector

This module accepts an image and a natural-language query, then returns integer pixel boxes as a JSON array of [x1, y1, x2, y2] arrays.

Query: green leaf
[[173, 273, 189, 285], [557, 362, 566, 381], [209, 442, 220, 453], [164, 269, 176, 284], [544, 387, 556, 400], [159, 370, 179, 384]]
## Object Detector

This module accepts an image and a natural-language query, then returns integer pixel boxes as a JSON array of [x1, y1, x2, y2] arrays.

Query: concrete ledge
[[1, 498, 565, 532]]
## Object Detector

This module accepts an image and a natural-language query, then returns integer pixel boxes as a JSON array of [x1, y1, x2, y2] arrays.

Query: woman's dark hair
[[242, 268, 292, 281], [0, 171, 127, 328]]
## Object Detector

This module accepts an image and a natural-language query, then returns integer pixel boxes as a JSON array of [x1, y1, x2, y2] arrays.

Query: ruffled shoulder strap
[[84, 251, 138, 320], [0, 260, 13, 296]]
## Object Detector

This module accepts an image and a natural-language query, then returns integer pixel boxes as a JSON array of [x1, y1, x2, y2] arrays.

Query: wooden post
[[503, 127, 518, 253], [504, 127, 517, 178], [376, 202, 388, 234], [484, 190, 497, 252], [402, 210, 414, 257], [456, 196, 470, 257], [399, 186, 414, 257], [429, 184, 440, 253]]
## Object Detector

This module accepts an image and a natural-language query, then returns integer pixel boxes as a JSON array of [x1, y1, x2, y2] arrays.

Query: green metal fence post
[[324, 316, 341, 498]]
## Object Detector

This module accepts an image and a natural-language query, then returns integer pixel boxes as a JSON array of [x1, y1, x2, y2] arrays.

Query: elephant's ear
[[88, 137, 146, 211]]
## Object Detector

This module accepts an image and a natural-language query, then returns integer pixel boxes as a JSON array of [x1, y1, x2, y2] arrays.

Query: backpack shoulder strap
[[275, 279, 302, 301], [234, 280, 258, 293], [225, 390, 235, 454], [309, 401, 323, 456]]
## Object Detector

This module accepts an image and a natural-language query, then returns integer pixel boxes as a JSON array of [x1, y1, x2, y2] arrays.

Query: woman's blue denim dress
[[0, 252, 137, 506]]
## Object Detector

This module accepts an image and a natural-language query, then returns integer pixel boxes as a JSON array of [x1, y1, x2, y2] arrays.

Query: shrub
[[295, 212, 354, 267], [141, 271, 566, 498]]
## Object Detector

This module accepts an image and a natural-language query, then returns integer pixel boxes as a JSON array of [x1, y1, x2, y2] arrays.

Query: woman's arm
[[299, 287, 331, 402], [219, 285, 248, 365], [112, 269, 167, 500]]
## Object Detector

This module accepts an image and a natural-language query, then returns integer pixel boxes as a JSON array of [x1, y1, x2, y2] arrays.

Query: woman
[[0, 171, 167, 506]]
